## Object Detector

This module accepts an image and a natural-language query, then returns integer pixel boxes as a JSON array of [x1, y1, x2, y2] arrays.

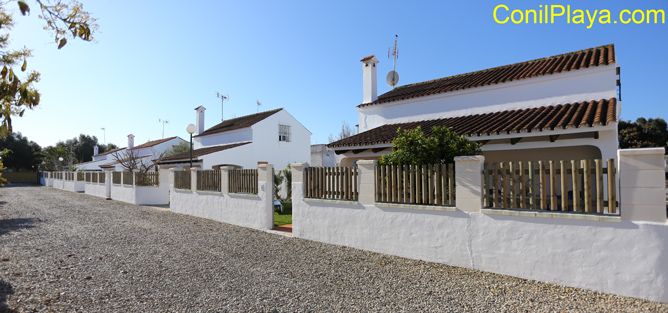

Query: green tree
[[0, 1, 97, 136], [0, 132, 41, 171], [618, 118, 668, 152], [165, 141, 190, 156], [41, 145, 76, 171], [379, 126, 482, 165]]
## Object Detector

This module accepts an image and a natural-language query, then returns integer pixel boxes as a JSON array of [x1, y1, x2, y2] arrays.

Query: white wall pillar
[[104, 170, 112, 200], [258, 164, 275, 230], [357, 160, 376, 205], [291, 162, 308, 237], [220, 166, 230, 195], [190, 168, 198, 193], [455, 155, 485, 212], [618, 148, 667, 223]]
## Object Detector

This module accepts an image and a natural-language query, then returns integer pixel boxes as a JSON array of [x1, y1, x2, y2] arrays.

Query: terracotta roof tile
[[359, 44, 616, 108], [360, 55, 375, 62], [329, 98, 617, 148], [95, 147, 126, 157], [158, 142, 251, 163], [129, 137, 179, 150], [194, 109, 282, 138]]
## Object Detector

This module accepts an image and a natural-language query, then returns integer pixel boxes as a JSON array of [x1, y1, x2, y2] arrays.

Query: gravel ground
[[1, 185, 666, 312]]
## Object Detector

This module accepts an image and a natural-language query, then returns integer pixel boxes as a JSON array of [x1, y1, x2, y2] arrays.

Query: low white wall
[[110, 184, 135, 204], [135, 185, 169, 205], [52, 179, 64, 189], [169, 165, 274, 231], [293, 194, 668, 303], [85, 182, 108, 199], [171, 190, 272, 230], [63, 180, 85, 192]]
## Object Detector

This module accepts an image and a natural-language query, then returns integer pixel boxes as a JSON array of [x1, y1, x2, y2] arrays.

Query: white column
[[455, 155, 485, 213], [220, 166, 230, 195], [291, 162, 308, 237], [357, 160, 376, 205], [618, 148, 667, 223], [258, 163, 275, 230], [190, 168, 198, 193], [104, 170, 112, 200]]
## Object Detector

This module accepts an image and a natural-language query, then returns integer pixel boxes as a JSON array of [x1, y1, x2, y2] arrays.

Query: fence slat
[[492, 163, 499, 208], [539, 161, 546, 210], [560, 160, 568, 211], [596, 159, 604, 214], [550, 161, 557, 211], [518, 162, 526, 209], [607, 159, 617, 214], [509, 162, 516, 208], [500, 162, 507, 209]]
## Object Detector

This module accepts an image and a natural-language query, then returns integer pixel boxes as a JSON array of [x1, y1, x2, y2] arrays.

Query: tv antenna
[[256, 100, 262, 113], [216, 92, 229, 121], [158, 119, 169, 138], [387, 34, 400, 88]]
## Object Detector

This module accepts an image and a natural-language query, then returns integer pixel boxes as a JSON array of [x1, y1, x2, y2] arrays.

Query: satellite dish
[[387, 71, 399, 87]]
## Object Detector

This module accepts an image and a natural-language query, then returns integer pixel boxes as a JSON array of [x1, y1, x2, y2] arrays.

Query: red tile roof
[[359, 44, 616, 108], [194, 109, 283, 138], [95, 147, 126, 157], [329, 98, 617, 148], [360, 55, 376, 62], [158, 142, 251, 163], [99, 155, 152, 168], [129, 137, 179, 150]]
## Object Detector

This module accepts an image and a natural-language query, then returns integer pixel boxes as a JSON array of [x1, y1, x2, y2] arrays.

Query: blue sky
[[9, 0, 668, 148]]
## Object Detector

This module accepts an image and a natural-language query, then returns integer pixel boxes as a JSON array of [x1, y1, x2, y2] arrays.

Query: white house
[[75, 136, 185, 171], [328, 44, 620, 166], [158, 107, 311, 170]]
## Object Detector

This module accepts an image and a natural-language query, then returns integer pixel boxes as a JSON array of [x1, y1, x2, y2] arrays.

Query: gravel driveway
[[1, 185, 666, 312]]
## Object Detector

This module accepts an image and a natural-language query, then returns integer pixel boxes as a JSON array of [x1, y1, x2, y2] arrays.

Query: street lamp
[[58, 157, 64, 171], [186, 124, 196, 168]]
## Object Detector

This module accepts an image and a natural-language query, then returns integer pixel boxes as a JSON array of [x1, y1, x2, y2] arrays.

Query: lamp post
[[58, 157, 64, 172], [186, 124, 196, 168]]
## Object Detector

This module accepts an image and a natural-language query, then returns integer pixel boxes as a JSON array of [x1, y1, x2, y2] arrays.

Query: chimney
[[127, 134, 135, 149], [361, 55, 379, 104], [93, 145, 99, 156], [195, 106, 206, 135]]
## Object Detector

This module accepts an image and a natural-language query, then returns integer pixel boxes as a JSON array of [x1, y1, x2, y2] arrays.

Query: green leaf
[[58, 38, 67, 49], [1, 66, 6, 79], [8, 69, 13, 81], [17, 1, 29, 16], [21, 60, 27, 72]]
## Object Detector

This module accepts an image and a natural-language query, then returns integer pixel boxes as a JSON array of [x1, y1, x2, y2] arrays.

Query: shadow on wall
[[0, 218, 39, 237], [0, 279, 16, 313]]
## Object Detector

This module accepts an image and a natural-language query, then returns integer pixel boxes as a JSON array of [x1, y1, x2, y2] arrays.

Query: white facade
[[165, 108, 311, 171], [334, 47, 621, 166]]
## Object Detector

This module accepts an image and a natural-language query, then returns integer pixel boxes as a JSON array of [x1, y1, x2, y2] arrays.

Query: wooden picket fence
[[375, 164, 455, 206], [483, 159, 617, 214], [197, 170, 221, 192], [304, 167, 359, 201], [229, 169, 258, 194], [85, 172, 93, 182], [174, 171, 191, 190], [121, 171, 133, 185], [112, 172, 122, 185], [135, 172, 159, 187], [98, 172, 105, 184]]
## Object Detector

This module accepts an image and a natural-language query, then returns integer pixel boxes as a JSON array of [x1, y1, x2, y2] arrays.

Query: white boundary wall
[[85, 182, 108, 199], [169, 165, 274, 231], [291, 150, 668, 303]]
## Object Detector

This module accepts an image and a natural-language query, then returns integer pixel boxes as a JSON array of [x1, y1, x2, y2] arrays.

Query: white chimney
[[361, 55, 379, 104], [195, 106, 206, 135], [93, 145, 99, 156], [127, 134, 135, 149]]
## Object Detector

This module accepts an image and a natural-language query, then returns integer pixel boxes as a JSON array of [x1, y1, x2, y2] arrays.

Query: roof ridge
[[395, 44, 615, 91], [361, 44, 616, 108]]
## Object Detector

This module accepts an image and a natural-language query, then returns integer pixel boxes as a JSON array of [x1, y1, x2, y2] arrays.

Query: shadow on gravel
[[0, 218, 39, 237], [0, 279, 16, 313]]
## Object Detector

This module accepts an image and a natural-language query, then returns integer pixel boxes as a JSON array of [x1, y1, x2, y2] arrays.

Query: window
[[279, 125, 291, 142]]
